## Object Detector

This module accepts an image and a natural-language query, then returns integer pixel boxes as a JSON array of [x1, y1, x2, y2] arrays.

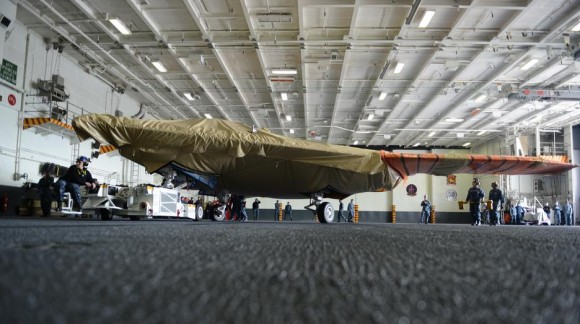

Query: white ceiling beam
[[179, 0, 254, 121], [21, 0, 180, 120], [239, 0, 283, 131], [385, 0, 577, 147], [125, 0, 218, 119], [429, 3, 580, 146], [327, 0, 362, 143], [298, 0, 311, 139]]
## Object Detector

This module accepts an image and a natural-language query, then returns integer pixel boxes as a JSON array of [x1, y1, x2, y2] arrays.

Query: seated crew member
[[55, 156, 96, 211]]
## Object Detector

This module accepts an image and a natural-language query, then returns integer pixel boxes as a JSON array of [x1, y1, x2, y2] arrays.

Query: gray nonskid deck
[[0, 218, 578, 324]]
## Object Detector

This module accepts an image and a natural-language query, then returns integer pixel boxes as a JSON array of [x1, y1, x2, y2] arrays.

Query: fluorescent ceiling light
[[204, 113, 212, 119], [393, 63, 405, 74], [257, 13, 292, 23], [477, 130, 487, 136], [475, 94, 487, 103], [109, 18, 132, 35], [285, 114, 292, 121], [272, 69, 297, 75], [445, 118, 464, 122], [152, 61, 167, 73], [367, 113, 375, 121], [419, 10, 435, 28], [428, 131, 436, 137], [281, 92, 288, 101], [413, 142, 421, 147], [462, 142, 471, 147], [572, 21, 580, 32], [353, 141, 359, 145], [184, 92, 195, 101], [378, 92, 387, 100], [521, 58, 539, 71], [383, 134, 391, 140], [289, 129, 295, 134]]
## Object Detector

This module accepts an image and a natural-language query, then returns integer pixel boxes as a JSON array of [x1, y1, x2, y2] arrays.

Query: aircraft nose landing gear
[[317, 202, 334, 223], [305, 194, 335, 223]]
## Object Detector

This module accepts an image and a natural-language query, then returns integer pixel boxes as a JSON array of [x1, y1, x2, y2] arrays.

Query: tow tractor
[[80, 184, 204, 221]]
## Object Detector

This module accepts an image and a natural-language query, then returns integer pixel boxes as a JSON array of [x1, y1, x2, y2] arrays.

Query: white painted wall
[[0, 0, 17, 65], [1, 20, 156, 188]]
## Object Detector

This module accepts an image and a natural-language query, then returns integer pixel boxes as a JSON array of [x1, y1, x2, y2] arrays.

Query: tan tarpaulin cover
[[73, 114, 396, 198], [73, 114, 576, 198]]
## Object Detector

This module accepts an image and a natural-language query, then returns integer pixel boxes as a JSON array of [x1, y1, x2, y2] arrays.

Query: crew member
[[274, 200, 281, 221], [337, 200, 347, 222], [38, 171, 54, 217], [252, 198, 261, 220], [465, 178, 485, 226], [514, 201, 526, 225], [347, 199, 355, 222], [55, 156, 96, 212], [284, 202, 293, 221], [553, 201, 561, 226], [240, 197, 248, 221], [488, 182, 504, 226], [419, 195, 431, 224], [543, 203, 551, 224], [563, 199, 573, 226]]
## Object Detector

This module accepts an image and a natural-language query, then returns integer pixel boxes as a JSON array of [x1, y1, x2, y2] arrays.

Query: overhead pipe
[[19, 0, 178, 120], [124, 0, 219, 119], [405, 0, 422, 25], [131, 104, 146, 119], [67, 0, 193, 119]]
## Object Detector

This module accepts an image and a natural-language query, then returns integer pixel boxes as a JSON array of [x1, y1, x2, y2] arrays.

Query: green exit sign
[[0, 59, 17, 85]]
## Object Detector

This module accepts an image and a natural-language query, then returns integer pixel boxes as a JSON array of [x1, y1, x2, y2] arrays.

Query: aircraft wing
[[72, 114, 576, 199], [380, 152, 575, 180]]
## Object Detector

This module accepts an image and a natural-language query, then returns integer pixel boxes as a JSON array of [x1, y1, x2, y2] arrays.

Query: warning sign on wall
[[0, 59, 17, 85]]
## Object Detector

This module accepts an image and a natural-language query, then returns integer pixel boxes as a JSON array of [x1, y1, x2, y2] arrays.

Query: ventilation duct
[[131, 104, 146, 119]]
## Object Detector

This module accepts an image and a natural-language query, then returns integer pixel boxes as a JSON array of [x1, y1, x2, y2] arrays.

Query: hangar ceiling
[[15, 0, 580, 148]]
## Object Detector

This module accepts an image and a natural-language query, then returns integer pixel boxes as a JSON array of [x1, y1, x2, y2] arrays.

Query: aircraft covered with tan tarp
[[73, 114, 576, 201]]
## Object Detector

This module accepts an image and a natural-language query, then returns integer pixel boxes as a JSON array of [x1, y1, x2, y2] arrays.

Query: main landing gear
[[305, 194, 335, 223]]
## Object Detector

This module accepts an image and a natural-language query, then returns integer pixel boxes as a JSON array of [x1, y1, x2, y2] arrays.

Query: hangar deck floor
[[0, 218, 578, 323]]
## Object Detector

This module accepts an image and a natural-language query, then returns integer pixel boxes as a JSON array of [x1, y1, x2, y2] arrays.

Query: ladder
[[70, 142, 79, 164], [130, 161, 139, 186]]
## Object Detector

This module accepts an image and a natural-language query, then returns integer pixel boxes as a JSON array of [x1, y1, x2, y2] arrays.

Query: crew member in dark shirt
[[55, 156, 96, 211]]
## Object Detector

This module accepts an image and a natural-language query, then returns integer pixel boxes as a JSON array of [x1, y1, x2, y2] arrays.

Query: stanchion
[[392, 204, 396, 223], [354, 204, 359, 223], [430, 205, 436, 223]]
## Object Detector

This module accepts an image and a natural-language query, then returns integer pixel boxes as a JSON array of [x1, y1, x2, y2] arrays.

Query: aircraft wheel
[[195, 205, 204, 221], [209, 206, 226, 221], [100, 209, 113, 221], [317, 202, 334, 223]]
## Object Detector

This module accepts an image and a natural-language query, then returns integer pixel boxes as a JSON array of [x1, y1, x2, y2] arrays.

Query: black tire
[[317, 202, 334, 223], [100, 209, 113, 221], [209, 206, 226, 221], [129, 216, 140, 221]]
